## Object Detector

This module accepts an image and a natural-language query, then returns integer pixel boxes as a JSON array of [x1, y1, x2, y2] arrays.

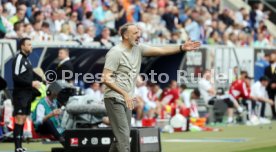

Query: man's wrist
[[179, 42, 186, 52]]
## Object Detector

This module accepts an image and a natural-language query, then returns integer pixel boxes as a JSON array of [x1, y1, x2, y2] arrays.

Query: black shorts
[[223, 98, 234, 108], [208, 97, 234, 108], [12, 95, 32, 116]]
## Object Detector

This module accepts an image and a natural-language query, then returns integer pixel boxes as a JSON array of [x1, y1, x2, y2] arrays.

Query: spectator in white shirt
[[136, 76, 156, 119], [41, 22, 53, 41], [68, 11, 78, 35], [85, 82, 102, 102], [55, 23, 73, 41], [73, 23, 86, 41], [0, 5, 13, 34], [5, 21, 24, 38], [251, 76, 274, 124], [180, 85, 201, 118], [82, 11, 94, 29], [30, 21, 44, 40], [199, 69, 243, 123]]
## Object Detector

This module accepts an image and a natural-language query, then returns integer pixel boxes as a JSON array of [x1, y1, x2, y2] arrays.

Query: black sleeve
[[33, 71, 45, 82], [264, 66, 271, 78], [62, 62, 74, 73], [59, 61, 74, 81], [13, 74, 32, 87], [0, 76, 7, 90]]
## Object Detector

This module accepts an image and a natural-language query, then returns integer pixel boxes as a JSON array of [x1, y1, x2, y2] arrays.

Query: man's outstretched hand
[[181, 40, 201, 51]]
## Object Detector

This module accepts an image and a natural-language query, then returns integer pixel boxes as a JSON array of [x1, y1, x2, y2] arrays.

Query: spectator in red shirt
[[229, 71, 253, 100], [229, 71, 259, 122], [161, 80, 180, 106]]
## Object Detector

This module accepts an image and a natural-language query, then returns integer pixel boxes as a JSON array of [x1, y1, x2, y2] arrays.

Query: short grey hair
[[119, 23, 137, 39]]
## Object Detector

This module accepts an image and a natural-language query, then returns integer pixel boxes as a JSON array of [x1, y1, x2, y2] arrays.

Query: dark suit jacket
[[56, 60, 74, 82], [0, 76, 7, 91], [264, 65, 276, 97]]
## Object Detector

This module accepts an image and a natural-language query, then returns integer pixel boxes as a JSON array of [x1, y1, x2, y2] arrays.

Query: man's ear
[[123, 32, 128, 40]]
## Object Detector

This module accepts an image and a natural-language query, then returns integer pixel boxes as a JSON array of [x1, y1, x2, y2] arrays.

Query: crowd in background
[[0, 0, 275, 47]]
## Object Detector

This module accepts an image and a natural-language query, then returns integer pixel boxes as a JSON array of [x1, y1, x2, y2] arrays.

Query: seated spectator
[[184, 17, 201, 41], [235, 7, 247, 25], [0, 5, 13, 37], [218, 8, 234, 27], [207, 30, 220, 45], [159, 80, 181, 117], [82, 26, 95, 43], [9, 7, 29, 25], [169, 31, 180, 44], [31, 11, 44, 23], [162, 5, 177, 32], [55, 23, 73, 41], [31, 88, 64, 142], [254, 3, 268, 28], [229, 71, 259, 122], [3, 1, 17, 18], [180, 85, 201, 118], [82, 11, 94, 29], [160, 80, 180, 107], [46, 11, 63, 34], [180, 84, 190, 109], [147, 82, 162, 118], [254, 33, 270, 47], [95, 27, 115, 47], [85, 82, 102, 102], [68, 11, 78, 35], [133, 78, 145, 126], [136, 76, 156, 119], [41, 22, 53, 41], [5, 21, 24, 38], [73, 23, 86, 42], [251, 76, 274, 124], [30, 21, 44, 40], [199, 69, 243, 123], [22, 23, 33, 38], [226, 32, 237, 46]]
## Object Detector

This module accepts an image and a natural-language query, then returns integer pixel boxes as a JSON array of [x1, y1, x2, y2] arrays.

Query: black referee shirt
[[12, 52, 34, 97]]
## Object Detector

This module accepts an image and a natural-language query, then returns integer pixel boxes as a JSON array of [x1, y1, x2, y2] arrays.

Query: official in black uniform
[[12, 38, 41, 152]]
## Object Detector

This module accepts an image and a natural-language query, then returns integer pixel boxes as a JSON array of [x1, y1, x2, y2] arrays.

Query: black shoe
[[22, 147, 27, 152], [59, 137, 65, 147]]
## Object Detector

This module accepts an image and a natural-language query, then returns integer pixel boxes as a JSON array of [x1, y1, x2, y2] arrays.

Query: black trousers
[[260, 102, 266, 118], [267, 90, 276, 117], [37, 119, 61, 140]]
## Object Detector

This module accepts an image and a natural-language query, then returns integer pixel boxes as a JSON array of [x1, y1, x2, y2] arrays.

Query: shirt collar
[[59, 57, 70, 65], [20, 51, 28, 57]]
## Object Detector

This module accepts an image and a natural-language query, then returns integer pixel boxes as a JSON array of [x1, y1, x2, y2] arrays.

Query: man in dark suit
[[0, 76, 7, 91], [56, 48, 74, 83], [264, 52, 276, 119]]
